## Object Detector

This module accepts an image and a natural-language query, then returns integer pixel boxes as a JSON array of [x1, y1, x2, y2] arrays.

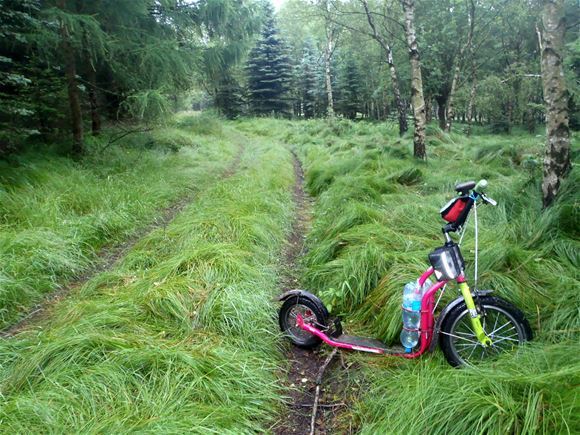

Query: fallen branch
[[300, 402, 345, 408], [100, 127, 153, 154], [310, 348, 338, 435]]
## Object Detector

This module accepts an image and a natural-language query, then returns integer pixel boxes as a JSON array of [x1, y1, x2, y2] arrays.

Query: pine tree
[[246, 4, 292, 116]]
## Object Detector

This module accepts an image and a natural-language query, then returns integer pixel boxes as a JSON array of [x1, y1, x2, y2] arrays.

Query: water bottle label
[[411, 301, 422, 311]]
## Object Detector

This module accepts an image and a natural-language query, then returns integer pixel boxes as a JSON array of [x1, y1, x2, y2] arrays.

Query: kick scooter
[[278, 180, 532, 367]]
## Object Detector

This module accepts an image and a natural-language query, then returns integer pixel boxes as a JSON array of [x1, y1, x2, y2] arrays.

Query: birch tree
[[445, 0, 476, 132], [538, 0, 571, 207], [360, 0, 408, 135], [320, 0, 340, 118], [401, 0, 426, 159]]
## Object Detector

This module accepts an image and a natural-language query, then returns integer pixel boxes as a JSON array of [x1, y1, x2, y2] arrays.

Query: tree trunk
[[464, 0, 478, 136], [425, 97, 432, 123], [361, 0, 407, 136], [401, 0, 426, 159], [436, 96, 447, 130], [324, 32, 334, 118], [446, 1, 475, 132], [465, 78, 477, 136], [323, 0, 335, 118], [539, 0, 571, 208], [87, 64, 101, 136], [387, 47, 408, 136], [445, 61, 461, 132], [58, 0, 83, 155]]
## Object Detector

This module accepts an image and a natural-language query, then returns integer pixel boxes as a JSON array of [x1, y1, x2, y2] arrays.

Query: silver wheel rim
[[446, 304, 525, 366], [286, 303, 319, 342]]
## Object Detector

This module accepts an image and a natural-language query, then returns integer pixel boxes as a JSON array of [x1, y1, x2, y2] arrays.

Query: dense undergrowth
[[239, 117, 579, 434], [0, 113, 231, 328], [0, 118, 294, 431], [1, 113, 577, 433]]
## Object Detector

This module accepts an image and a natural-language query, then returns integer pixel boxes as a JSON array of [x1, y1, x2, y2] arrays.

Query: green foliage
[[0, 122, 294, 432], [297, 39, 320, 118], [0, 117, 233, 327], [246, 3, 293, 116], [0, 0, 45, 151], [357, 343, 579, 434], [213, 71, 245, 119], [335, 55, 362, 119], [1, 0, 264, 151], [247, 117, 578, 432]]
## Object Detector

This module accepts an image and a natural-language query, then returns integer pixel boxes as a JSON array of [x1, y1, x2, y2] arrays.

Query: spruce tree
[[214, 71, 244, 119], [246, 4, 292, 116], [0, 0, 45, 153], [299, 40, 318, 119], [336, 56, 362, 119]]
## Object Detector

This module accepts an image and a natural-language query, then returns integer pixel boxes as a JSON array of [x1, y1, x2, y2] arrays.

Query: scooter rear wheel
[[279, 296, 328, 349]]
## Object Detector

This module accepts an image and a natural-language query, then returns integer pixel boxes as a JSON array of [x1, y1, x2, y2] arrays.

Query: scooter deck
[[334, 334, 406, 355]]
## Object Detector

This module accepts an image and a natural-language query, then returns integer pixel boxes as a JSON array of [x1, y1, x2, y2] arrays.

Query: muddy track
[[1, 144, 245, 338], [274, 151, 343, 435]]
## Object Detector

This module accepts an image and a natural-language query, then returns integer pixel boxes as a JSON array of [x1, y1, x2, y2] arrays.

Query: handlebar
[[454, 179, 496, 205], [474, 179, 488, 192], [444, 179, 497, 235]]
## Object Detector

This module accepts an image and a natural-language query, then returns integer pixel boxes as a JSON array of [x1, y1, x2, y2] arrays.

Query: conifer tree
[[336, 56, 362, 119], [299, 40, 318, 118], [246, 4, 292, 115], [214, 71, 244, 119], [0, 0, 59, 153]]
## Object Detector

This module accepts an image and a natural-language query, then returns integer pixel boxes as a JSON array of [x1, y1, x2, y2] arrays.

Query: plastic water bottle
[[400, 281, 422, 352]]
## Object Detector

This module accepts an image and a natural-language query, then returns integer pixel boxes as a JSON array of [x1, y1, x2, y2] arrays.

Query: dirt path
[[1, 144, 245, 338], [274, 151, 343, 435]]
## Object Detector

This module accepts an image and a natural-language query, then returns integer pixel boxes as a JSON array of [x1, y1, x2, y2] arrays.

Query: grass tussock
[[0, 117, 237, 328], [357, 342, 579, 434], [243, 117, 579, 433], [0, 128, 295, 432]]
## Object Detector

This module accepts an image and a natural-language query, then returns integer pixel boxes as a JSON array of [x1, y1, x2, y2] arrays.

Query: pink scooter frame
[[295, 266, 459, 358]]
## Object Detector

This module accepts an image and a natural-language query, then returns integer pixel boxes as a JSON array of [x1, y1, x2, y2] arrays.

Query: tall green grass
[[0, 118, 235, 328], [244, 118, 579, 433], [0, 127, 295, 432]]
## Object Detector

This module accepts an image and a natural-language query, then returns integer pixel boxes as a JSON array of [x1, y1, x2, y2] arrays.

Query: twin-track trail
[[274, 151, 342, 435], [1, 143, 245, 338]]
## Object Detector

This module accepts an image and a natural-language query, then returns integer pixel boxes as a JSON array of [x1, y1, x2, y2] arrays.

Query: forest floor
[[0, 115, 577, 433], [273, 152, 346, 435], [0, 140, 245, 338]]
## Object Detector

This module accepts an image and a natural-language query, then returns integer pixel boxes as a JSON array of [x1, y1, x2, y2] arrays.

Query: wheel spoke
[[489, 321, 514, 336], [466, 342, 479, 360], [452, 330, 478, 339], [443, 302, 527, 366], [491, 335, 520, 345], [440, 330, 480, 345]]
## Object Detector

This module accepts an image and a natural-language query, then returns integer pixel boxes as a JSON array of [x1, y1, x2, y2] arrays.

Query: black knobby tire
[[439, 296, 533, 367], [279, 295, 329, 349]]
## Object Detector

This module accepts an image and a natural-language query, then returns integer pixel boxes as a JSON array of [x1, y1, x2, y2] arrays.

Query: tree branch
[[309, 348, 337, 435]]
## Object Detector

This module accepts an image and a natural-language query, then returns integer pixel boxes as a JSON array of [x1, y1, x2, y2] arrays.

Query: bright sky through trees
[[272, 0, 286, 10]]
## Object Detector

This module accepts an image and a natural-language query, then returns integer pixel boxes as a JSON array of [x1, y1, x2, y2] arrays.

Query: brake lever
[[480, 193, 497, 206]]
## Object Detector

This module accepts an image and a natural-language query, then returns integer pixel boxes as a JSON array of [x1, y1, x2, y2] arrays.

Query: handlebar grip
[[474, 179, 488, 192]]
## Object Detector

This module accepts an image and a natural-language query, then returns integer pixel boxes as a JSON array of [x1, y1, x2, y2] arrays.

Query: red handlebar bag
[[440, 196, 469, 223]]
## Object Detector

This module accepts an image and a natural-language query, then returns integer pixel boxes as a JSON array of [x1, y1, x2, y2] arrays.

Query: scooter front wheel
[[279, 296, 328, 349], [439, 296, 532, 367]]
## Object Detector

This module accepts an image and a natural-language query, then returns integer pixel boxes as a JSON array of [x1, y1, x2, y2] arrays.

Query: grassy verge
[[241, 118, 579, 433], [0, 124, 294, 432], [0, 114, 233, 328]]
